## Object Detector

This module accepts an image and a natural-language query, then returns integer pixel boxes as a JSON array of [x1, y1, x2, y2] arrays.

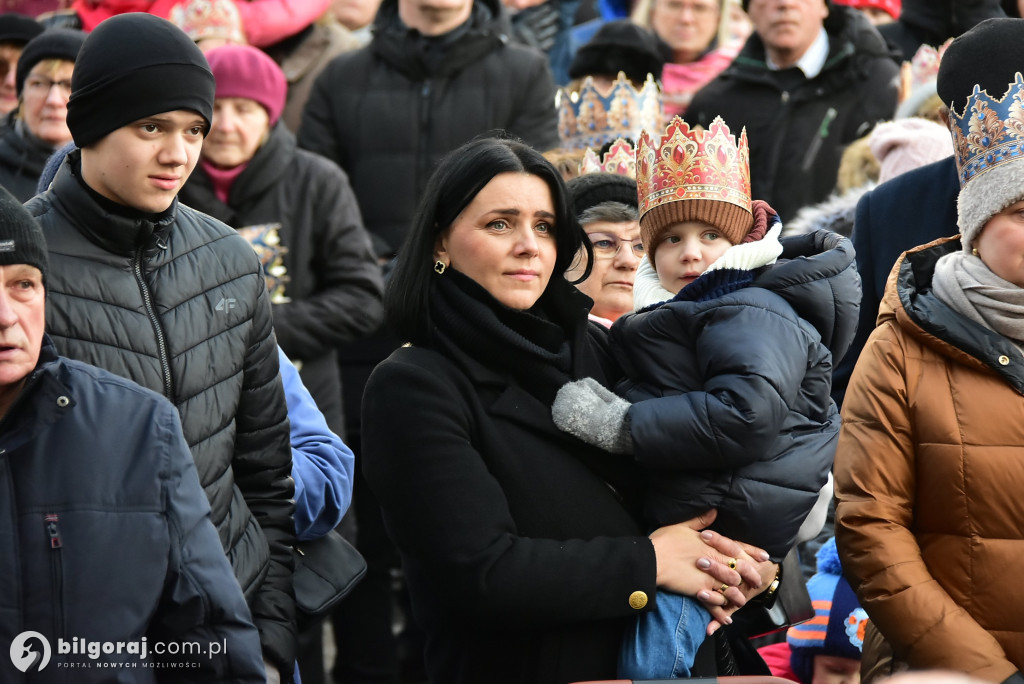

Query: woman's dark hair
[[386, 136, 592, 343]]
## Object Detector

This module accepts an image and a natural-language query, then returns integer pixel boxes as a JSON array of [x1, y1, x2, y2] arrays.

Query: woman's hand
[[649, 510, 774, 632]]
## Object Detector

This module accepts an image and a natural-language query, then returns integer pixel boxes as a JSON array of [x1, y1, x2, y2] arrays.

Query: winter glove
[[551, 377, 634, 455]]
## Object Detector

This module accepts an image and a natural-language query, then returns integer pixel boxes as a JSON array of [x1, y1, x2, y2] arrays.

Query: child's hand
[[551, 377, 633, 454]]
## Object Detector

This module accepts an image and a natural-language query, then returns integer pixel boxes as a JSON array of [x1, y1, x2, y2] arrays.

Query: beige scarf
[[932, 251, 1024, 358]]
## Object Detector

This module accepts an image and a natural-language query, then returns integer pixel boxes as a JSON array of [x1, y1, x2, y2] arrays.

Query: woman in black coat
[[361, 137, 776, 684]]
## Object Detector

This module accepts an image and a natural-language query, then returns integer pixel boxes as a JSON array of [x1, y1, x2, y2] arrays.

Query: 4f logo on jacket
[[215, 298, 237, 312]]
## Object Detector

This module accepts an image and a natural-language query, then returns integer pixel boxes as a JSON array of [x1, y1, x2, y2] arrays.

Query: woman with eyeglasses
[[0, 29, 83, 201], [564, 171, 644, 325]]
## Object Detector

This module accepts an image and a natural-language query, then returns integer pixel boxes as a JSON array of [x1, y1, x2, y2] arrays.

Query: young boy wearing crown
[[553, 116, 860, 677]]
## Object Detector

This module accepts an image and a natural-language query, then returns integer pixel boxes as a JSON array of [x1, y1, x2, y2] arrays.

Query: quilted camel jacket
[[835, 236, 1024, 682]]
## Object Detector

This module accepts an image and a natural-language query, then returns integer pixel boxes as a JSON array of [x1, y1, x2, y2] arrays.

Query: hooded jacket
[[0, 337, 266, 683], [612, 230, 859, 559], [878, 0, 1006, 61], [687, 6, 899, 223], [0, 120, 54, 202], [25, 154, 296, 673], [180, 122, 384, 436], [297, 0, 559, 258], [835, 236, 1024, 682]]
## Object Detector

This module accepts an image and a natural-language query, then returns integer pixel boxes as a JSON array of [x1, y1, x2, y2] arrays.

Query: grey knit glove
[[552, 377, 634, 455]]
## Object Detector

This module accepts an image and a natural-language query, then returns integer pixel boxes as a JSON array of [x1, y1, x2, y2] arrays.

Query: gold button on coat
[[628, 591, 648, 610], [999, 355, 1011, 366]]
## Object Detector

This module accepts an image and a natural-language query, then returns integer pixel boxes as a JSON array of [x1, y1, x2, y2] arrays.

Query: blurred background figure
[[0, 13, 42, 116], [688, 0, 900, 224], [631, 0, 741, 116], [171, 0, 247, 50], [783, 116, 951, 239], [0, 28, 83, 201], [876, 0, 1004, 61], [831, 0, 898, 25], [565, 19, 665, 95], [330, 0, 383, 41], [894, 40, 949, 122]]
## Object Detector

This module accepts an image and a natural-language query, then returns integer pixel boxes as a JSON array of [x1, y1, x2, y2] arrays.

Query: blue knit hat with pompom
[[786, 538, 868, 684]]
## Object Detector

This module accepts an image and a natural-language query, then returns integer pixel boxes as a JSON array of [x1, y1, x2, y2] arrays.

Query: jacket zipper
[[45, 513, 64, 640], [133, 246, 174, 399], [417, 80, 433, 200]]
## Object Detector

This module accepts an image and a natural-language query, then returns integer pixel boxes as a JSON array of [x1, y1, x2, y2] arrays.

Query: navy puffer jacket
[[611, 230, 859, 559]]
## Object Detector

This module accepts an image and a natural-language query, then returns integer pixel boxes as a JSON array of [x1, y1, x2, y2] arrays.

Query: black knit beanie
[[0, 185, 47, 281], [937, 18, 1024, 113], [566, 172, 638, 219], [0, 13, 42, 46], [67, 13, 215, 148], [568, 20, 667, 83], [15, 29, 86, 97]]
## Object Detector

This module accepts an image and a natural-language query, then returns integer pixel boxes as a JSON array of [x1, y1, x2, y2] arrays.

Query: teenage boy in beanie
[[0, 185, 267, 682], [24, 13, 295, 683], [552, 115, 859, 678]]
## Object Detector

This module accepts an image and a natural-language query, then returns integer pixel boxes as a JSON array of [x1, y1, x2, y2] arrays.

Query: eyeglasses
[[588, 232, 645, 259], [25, 76, 72, 96]]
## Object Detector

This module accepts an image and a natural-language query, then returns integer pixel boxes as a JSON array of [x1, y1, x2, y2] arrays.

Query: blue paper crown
[[556, 72, 663, 152], [950, 72, 1024, 188]]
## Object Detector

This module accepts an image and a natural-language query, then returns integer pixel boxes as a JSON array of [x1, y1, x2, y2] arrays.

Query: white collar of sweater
[[631, 221, 784, 311]]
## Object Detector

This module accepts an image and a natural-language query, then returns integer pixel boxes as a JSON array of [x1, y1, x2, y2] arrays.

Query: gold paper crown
[[579, 138, 637, 178], [557, 72, 663, 152], [636, 116, 752, 244], [950, 72, 1024, 188]]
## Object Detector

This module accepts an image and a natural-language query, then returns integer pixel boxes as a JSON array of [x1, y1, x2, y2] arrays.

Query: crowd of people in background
[[1, 0, 1023, 683]]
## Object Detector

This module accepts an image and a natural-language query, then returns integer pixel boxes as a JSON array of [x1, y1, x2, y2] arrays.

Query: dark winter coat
[[362, 272, 660, 684], [836, 237, 1024, 681], [179, 122, 384, 435], [0, 120, 54, 202], [0, 337, 266, 683], [878, 0, 1006, 61], [830, 156, 959, 407], [25, 154, 296, 673], [297, 0, 560, 258], [611, 231, 859, 560], [687, 6, 899, 223]]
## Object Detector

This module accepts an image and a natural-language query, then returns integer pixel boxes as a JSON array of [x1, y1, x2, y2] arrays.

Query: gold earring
[[972, 247, 979, 256], [434, 260, 446, 274]]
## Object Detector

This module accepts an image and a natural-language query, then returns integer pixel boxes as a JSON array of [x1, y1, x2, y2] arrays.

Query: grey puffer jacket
[[25, 153, 296, 673], [611, 231, 859, 559]]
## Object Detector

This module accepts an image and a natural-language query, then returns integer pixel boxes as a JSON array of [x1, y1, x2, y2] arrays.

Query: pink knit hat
[[205, 44, 287, 126], [868, 117, 952, 185]]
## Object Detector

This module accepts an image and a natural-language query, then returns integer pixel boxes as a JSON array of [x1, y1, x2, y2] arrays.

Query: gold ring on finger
[[728, 558, 738, 570], [718, 583, 729, 593]]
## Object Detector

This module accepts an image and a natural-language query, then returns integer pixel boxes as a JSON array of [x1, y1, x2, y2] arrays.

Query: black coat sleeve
[[233, 271, 296, 673], [271, 160, 384, 360], [152, 403, 267, 683]]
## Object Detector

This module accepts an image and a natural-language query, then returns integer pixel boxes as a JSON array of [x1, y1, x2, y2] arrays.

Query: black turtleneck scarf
[[428, 269, 592, 406]]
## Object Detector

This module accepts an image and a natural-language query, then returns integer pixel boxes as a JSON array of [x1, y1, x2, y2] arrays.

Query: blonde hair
[[543, 148, 586, 182]]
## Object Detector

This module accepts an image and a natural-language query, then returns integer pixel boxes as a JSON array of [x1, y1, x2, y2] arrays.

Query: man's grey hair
[[578, 201, 639, 227]]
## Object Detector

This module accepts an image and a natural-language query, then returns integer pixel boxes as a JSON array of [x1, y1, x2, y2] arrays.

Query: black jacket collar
[[46, 150, 177, 258]]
